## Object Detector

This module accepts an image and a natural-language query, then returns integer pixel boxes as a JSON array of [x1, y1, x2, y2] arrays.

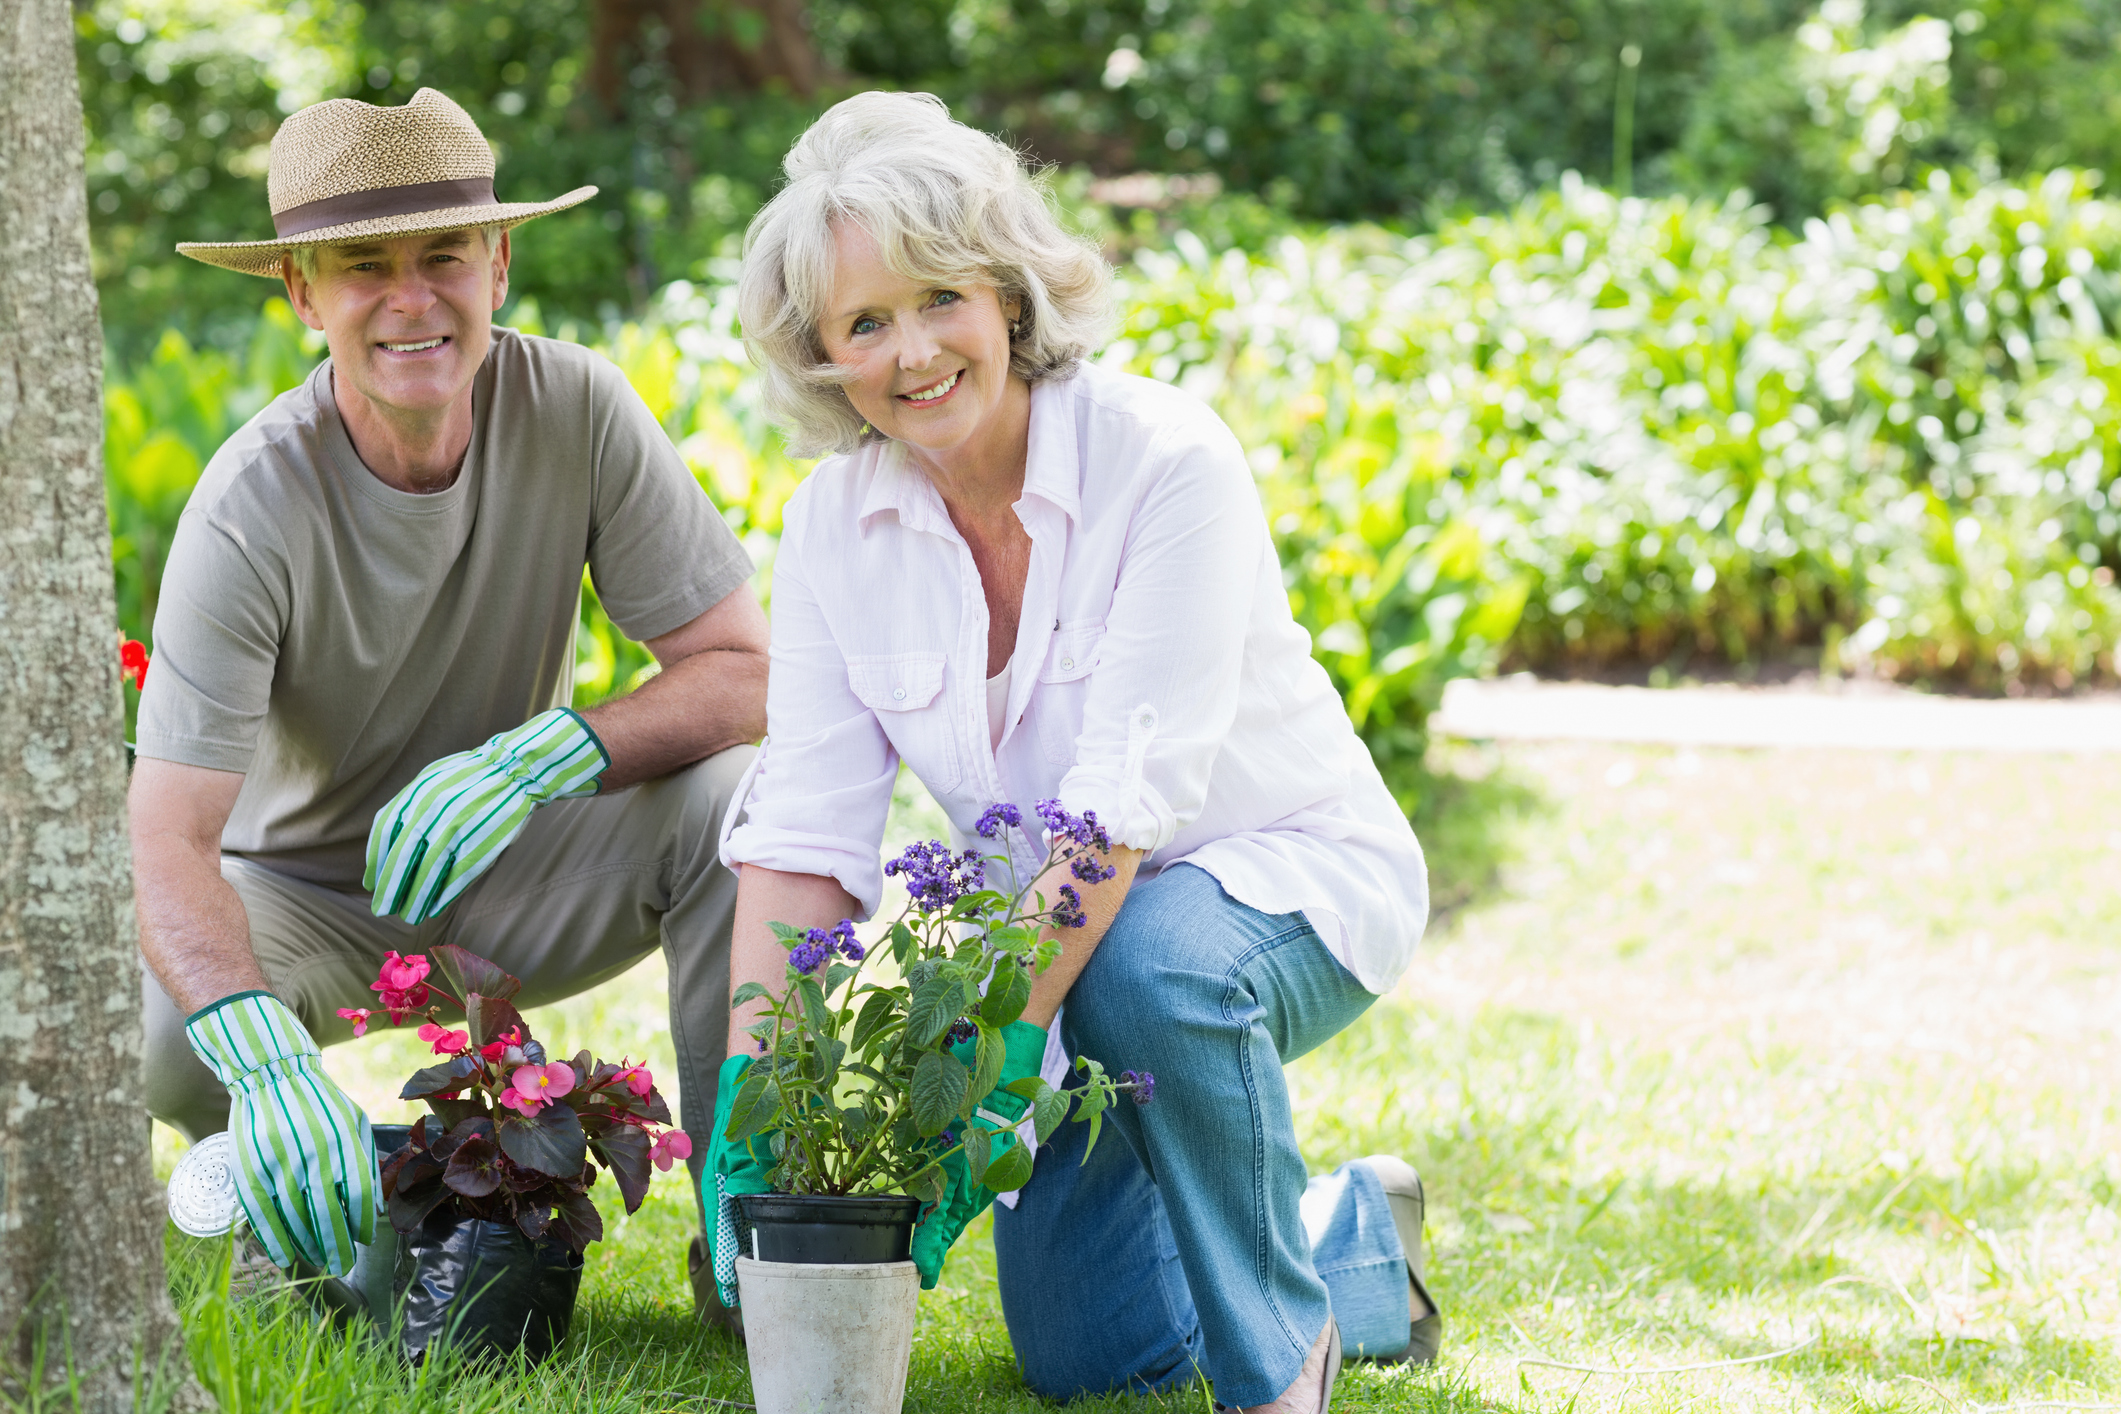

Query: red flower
[[417, 1021, 469, 1055], [650, 1129, 693, 1172], [119, 638, 149, 690], [370, 950, 432, 1021]]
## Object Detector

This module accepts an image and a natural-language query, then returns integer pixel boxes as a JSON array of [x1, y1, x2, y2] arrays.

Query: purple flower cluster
[[1120, 1070, 1156, 1106], [789, 918, 863, 973], [1052, 884, 1087, 929], [975, 802, 1024, 839], [1070, 853, 1118, 886], [885, 840, 985, 913], [1036, 799, 1112, 853]]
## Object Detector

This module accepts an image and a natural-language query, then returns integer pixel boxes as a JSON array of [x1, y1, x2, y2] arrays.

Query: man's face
[[284, 229, 510, 419]]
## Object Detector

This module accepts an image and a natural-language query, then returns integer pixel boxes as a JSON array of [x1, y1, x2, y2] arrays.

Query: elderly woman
[[709, 92, 1436, 1412]]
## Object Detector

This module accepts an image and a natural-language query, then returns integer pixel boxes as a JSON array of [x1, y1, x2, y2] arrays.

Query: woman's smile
[[899, 369, 963, 405]]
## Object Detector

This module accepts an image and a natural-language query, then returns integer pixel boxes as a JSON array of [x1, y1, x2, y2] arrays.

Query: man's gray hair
[[287, 223, 504, 282], [738, 91, 1115, 459]]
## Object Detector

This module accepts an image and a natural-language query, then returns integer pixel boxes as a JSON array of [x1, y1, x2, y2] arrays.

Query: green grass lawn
[[151, 745, 2121, 1411]]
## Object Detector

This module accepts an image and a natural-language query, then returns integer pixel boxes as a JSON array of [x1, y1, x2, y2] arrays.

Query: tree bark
[[0, 0, 203, 1407], [590, 0, 820, 114]]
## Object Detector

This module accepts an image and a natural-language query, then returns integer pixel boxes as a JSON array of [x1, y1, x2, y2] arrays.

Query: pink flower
[[336, 1007, 375, 1038], [417, 1022, 469, 1055], [651, 1129, 693, 1172], [613, 1063, 654, 1098], [370, 950, 431, 1020], [505, 1063, 576, 1114]]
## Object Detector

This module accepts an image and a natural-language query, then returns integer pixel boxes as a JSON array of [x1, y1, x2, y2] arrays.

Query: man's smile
[[379, 336, 449, 353]]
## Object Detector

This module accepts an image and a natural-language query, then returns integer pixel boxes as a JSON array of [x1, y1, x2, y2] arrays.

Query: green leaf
[[824, 962, 856, 997], [730, 981, 772, 1008], [1009, 1077, 1070, 1143], [906, 1163, 945, 1207], [768, 921, 806, 943], [911, 1050, 970, 1137], [797, 976, 833, 1039], [1075, 1083, 1109, 1162], [723, 1067, 781, 1140], [889, 922, 917, 969], [981, 960, 1034, 1028], [982, 1140, 1035, 1193], [906, 975, 961, 1049], [851, 989, 901, 1054], [963, 1125, 991, 1186], [969, 1022, 1006, 1108]]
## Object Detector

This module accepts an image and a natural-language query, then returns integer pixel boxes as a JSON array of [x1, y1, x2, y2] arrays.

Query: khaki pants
[[142, 744, 753, 1224]]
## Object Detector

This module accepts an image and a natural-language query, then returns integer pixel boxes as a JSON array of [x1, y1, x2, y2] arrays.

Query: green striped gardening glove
[[185, 991, 377, 1275], [365, 708, 608, 924]]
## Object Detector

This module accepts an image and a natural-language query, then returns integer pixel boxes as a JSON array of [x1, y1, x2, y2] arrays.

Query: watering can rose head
[[729, 799, 1152, 1206], [344, 943, 690, 1253]]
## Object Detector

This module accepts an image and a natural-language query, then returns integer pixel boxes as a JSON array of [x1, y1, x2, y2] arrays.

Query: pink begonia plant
[[355, 944, 688, 1254]]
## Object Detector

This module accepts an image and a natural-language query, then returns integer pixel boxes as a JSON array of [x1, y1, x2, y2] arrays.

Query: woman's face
[[817, 221, 1023, 466]]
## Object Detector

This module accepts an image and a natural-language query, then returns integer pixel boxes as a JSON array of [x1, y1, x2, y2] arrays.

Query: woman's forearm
[[1021, 846, 1143, 1030], [727, 863, 860, 1056]]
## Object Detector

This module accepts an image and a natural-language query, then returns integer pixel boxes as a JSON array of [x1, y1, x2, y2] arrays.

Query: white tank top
[[986, 664, 1012, 750]]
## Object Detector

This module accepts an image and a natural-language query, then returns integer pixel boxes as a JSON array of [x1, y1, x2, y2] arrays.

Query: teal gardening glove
[[704, 1054, 775, 1307], [366, 708, 608, 923], [910, 1020, 1048, 1289], [185, 991, 378, 1274]]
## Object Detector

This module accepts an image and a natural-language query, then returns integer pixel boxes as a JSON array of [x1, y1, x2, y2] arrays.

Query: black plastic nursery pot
[[393, 1209, 585, 1366], [735, 1193, 922, 1265]]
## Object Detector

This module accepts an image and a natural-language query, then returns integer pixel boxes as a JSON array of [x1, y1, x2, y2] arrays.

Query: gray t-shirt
[[137, 326, 752, 886]]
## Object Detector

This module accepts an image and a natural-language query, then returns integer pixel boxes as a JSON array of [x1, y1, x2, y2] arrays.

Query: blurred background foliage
[[87, 0, 2121, 836]]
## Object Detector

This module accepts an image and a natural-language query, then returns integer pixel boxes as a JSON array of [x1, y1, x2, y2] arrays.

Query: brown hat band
[[272, 177, 500, 238]]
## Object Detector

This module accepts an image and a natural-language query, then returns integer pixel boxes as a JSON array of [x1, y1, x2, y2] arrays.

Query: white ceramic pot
[[736, 1257, 920, 1414]]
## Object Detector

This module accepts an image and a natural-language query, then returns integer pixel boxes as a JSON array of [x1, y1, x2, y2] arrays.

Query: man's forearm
[[581, 645, 768, 792], [134, 832, 268, 1016]]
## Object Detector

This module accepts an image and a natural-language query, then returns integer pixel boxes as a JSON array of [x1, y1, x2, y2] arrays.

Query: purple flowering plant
[[723, 799, 1150, 1202]]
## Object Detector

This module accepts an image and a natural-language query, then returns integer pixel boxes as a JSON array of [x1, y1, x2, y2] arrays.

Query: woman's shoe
[[1225, 1315, 1342, 1414], [1353, 1155, 1442, 1364]]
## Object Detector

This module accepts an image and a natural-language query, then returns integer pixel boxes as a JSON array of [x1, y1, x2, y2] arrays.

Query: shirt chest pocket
[[847, 652, 962, 791], [1035, 620, 1105, 766]]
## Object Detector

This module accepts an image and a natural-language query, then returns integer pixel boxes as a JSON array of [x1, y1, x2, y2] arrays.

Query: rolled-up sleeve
[[1053, 421, 1261, 852], [719, 493, 898, 916]]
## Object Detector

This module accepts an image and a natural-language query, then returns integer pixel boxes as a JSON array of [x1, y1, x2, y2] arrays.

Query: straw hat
[[177, 88, 597, 278]]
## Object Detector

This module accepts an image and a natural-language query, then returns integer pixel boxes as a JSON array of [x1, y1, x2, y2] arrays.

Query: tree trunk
[[590, 0, 821, 115], [0, 0, 203, 1407]]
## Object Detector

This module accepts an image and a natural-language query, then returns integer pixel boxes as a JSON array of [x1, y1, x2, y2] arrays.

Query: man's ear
[[283, 256, 325, 331], [489, 230, 512, 312]]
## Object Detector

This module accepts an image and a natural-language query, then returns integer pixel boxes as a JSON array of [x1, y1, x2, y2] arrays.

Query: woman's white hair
[[739, 91, 1114, 458]]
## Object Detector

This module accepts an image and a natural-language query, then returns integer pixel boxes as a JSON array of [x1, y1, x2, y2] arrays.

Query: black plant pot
[[392, 1210, 585, 1366], [735, 1193, 922, 1265]]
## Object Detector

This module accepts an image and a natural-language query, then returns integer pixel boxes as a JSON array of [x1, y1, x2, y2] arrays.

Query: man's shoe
[[688, 1232, 744, 1340], [1353, 1155, 1441, 1364]]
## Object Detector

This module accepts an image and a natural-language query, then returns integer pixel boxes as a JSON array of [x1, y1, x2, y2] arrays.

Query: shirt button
[[892, 687, 907, 701], [1060, 657, 1075, 671]]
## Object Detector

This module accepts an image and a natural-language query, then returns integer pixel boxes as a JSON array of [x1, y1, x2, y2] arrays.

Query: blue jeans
[[994, 864, 1414, 1406]]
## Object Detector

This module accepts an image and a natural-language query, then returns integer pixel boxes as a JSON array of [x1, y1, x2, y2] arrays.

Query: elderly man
[[136, 87, 757, 1320]]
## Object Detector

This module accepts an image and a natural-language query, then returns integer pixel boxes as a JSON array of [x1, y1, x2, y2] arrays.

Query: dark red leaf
[[443, 1134, 504, 1198], [587, 1120, 652, 1213], [547, 1191, 603, 1253], [495, 1101, 587, 1178], [514, 1204, 550, 1240], [401, 1054, 479, 1101], [387, 1166, 448, 1234], [465, 994, 525, 1054], [432, 944, 521, 1005], [379, 1143, 413, 1199]]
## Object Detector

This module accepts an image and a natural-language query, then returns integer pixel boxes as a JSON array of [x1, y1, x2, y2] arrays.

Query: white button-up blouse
[[720, 364, 1427, 994]]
